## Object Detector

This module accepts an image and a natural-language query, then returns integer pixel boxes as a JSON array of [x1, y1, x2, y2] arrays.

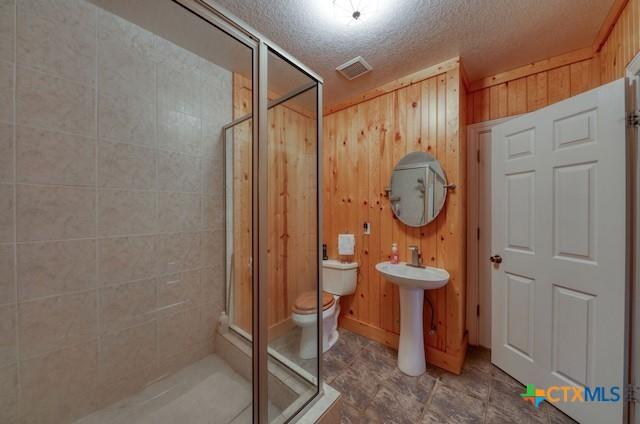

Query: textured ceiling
[[214, 0, 614, 107]]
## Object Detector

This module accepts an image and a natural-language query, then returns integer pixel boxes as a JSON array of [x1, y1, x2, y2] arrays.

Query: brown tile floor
[[324, 329, 578, 424]]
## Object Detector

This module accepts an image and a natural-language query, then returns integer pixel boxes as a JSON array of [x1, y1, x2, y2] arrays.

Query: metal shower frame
[[173, 1, 325, 422]]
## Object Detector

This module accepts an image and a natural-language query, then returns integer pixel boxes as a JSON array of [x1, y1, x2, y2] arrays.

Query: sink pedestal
[[374, 261, 449, 377], [398, 287, 427, 376]]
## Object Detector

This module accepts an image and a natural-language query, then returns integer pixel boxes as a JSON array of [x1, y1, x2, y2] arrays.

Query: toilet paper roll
[[338, 234, 355, 256]]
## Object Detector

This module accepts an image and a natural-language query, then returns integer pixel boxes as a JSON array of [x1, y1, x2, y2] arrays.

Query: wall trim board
[[339, 316, 467, 374], [468, 47, 594, 92], [323, 57, 460, 115], [339, 315, 399, 349], [460, 62, 472, 91], [269, 318, 295, 341], [593, 0, 630, 52]]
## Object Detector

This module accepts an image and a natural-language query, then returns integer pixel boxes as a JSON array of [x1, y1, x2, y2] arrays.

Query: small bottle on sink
[[390, 243, 400, 264]]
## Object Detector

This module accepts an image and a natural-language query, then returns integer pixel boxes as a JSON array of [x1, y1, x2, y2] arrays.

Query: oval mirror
[[389, 151, 448, 227]]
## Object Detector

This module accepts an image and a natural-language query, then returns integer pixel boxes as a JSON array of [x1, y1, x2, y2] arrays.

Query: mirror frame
[[388, 151, 449, 227]]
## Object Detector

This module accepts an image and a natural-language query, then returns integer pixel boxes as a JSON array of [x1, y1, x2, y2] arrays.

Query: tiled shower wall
[[0, 0, 232, 422]]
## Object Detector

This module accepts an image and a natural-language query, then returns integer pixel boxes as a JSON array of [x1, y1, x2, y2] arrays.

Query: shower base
[[75, 354, 280, 424]]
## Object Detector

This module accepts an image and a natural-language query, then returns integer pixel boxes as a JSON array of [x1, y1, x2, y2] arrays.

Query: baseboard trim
[[339, 316, 467, 375], [269, 318, 295, 341]]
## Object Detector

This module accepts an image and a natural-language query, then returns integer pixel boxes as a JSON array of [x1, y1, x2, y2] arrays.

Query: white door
[[491, 79, 627, 423]]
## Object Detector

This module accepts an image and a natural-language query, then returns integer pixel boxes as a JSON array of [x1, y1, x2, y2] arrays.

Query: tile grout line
[[11, 181, 207, 195], [8, 119, 209, 160], [153, 31, 161, 377], [10, 123, 97, 150], [12, 57, 95, 90], [481, 375, 493, 424], [419, 376, 441, 422], [12, 0, 20, 420], [11, 227, 220, 246], [94, 5, 102, 397]]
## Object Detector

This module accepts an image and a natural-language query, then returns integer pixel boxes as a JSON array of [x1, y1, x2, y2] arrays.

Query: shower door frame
[[174, 1, 325, 422], [222, 81, 321, 384]]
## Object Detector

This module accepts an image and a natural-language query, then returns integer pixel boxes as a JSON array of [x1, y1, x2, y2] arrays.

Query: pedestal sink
[[375, 261, 450, 376]]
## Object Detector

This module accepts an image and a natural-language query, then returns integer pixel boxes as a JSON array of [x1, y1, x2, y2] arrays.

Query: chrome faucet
[[407, 245, 424, 268]]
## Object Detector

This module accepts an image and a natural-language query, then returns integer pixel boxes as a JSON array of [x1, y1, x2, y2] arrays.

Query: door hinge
[[627, 111, 640, 127], [476, 304, 480, 317], [627, 385, 639, 403], [477, 227, 480, 240], [476, 150, 480, 163]]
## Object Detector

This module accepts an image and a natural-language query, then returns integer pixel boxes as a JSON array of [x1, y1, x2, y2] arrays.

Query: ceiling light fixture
[[331, 0, 380, 25]]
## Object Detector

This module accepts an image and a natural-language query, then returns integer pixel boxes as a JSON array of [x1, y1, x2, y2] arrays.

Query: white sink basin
[[375, 262, 449, 290], [375, 261, 450, 377]]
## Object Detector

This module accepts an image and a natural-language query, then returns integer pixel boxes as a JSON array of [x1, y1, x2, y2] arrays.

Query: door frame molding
[[626, 52, 640, 424], [466, 116, 513, 347]]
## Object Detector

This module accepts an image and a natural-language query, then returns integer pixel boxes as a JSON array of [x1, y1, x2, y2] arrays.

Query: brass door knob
[[489, 255, 503, 264]]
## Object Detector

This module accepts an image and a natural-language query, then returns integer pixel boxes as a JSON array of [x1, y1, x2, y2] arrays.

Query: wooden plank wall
[[467, 57, 601, 124], [232, 75, 317, 334], [468, 0, 640, 125], [599, 0, 640, 83], [231, 75, 252, 332], [324, 65, 468, 373]]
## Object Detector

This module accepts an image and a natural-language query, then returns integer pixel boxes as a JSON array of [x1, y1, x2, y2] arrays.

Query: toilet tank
[[322, 260, 358, 296]]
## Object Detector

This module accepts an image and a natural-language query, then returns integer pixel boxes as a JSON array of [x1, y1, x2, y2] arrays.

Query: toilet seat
[[291, 294, 340, 358], [292, 291, 335, 315]]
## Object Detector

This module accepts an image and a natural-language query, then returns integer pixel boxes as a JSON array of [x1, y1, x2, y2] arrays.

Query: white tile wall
[[0, 0, 232, 422]]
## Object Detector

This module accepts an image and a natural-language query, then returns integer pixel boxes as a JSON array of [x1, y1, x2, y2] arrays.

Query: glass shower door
[[265, 50, 321, 422]]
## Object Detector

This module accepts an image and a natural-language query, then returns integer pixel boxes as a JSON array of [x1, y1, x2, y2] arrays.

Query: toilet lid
[[292, 291, 335, 315]]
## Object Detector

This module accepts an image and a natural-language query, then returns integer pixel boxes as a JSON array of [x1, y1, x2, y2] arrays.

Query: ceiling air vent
[[336, 56, 372, 80]]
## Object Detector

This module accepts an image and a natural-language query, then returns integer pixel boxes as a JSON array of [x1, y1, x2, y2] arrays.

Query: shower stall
[[0, 0, 323, 423]]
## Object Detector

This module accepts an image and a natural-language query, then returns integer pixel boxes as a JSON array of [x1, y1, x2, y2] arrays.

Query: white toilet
[[291, 260, 358, 359]]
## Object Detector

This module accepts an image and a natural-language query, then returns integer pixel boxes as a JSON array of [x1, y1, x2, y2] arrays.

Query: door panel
[[505, 272, 535, 359], [506, 171, 535, 253], [551, 285, 594, 387], [492, 80, 626, 424], [553, 109, 596, 150], [506, 128, 536, 159]]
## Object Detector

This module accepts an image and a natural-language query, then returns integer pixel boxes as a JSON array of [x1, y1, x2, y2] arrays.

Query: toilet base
[[298, 326, 339, 359], [294, 298, 341, 359]]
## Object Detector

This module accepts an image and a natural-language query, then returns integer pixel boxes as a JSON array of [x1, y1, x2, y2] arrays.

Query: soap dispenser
[[390, 243, 400, 264]]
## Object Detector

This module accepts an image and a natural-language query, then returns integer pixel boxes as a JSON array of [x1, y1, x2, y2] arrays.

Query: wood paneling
[[232, 75, 253, 332], [467, 58, 601, 124], [467, 0, 640, 125], [599, 0, 640, 83], [324, 63, 467, 372], [232, 74, 317, 333], [469, 47, 594, 91], [593, 0, 631, 52], [324, 57, 461, 115], [507, 78, 527, 115]]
